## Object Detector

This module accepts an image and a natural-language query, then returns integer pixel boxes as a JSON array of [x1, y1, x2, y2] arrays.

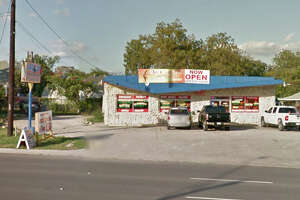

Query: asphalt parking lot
[[13, 115, 300, 168]]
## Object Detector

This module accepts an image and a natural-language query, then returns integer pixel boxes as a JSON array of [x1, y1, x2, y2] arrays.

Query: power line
[[24, 0, 101, 71], [0, 0, 12, 46], [16, 20, 52, 54]]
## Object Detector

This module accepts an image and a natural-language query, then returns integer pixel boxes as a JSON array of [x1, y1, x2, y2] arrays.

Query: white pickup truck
[[261, 106, 300, 131]]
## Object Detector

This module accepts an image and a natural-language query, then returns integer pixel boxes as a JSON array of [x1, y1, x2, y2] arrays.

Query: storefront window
[[232, 96, 259, 112], [117, 95, 149, 112], [160, 95, 191, 112], [210, 96, 230, 112], [245, 96, 259, 111]]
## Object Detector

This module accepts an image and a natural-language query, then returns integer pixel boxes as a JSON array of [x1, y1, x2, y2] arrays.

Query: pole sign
[[21, 62, 41, 83], [138, 69, 210, 84]]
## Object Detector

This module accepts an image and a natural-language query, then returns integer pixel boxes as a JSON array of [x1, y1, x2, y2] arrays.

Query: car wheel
[[261, 117, 266, 127], [167, 126, 171, 130], [278, 119, 284, 131], [203, 121, 208, 131]]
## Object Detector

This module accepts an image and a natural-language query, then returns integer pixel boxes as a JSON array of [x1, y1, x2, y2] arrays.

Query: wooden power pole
[[7, 0, 16, 136]]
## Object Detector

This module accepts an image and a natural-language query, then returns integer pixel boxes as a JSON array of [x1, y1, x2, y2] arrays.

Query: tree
[[48, 69, 96, 108], [123, 20, 267, 76], [266, 50, 300, 97], [124, 19, 205, 74]]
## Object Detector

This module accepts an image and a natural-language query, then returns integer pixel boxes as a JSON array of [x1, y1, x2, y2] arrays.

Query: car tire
[[203, 121, 208, 131], [278, 119, 284, 131], [261, 117, 266, 127], [167, 126, 171, 130]]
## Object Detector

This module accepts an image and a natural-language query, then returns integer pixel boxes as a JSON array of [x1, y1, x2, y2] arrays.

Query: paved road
[[1, 153, 300, 200], [10, 115, 300, 169]]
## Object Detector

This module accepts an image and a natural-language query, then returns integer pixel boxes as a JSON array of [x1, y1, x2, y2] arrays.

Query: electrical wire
[[0, 0, 12, 46], [24, 0, 101, 70], [16, 20, 52, 54]]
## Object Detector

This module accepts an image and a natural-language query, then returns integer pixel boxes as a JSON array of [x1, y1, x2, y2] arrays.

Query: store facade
[[103, 75, 282, 126]]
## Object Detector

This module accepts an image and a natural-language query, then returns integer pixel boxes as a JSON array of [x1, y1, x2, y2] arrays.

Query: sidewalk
[[3, 115, 300, 168]]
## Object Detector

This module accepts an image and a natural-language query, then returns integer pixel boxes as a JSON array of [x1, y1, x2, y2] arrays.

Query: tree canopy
[[123, 20, 266, 76], [266, 50, 300, 97]]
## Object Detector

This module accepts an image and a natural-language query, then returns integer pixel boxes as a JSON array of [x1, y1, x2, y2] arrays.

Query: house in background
[[278, 92, 300, 112]]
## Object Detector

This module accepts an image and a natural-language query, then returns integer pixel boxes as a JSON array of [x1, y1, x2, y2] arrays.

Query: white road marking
[[190, 177, 273, 184], [186, 196, 243, 200]]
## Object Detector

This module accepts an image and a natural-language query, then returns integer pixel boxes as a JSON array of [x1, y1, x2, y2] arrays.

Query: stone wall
[[103, 83, 276, 126]]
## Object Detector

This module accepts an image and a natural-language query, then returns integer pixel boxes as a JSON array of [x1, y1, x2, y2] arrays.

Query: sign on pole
[[16, 129, 36, 149], [138, 69, 210, 84], [21, 62, 41, 83]]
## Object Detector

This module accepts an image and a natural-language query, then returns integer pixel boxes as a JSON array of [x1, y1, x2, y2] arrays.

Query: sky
[[1, 0, 300, 73]]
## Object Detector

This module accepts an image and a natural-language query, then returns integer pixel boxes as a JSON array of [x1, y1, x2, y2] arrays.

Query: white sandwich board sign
[[16, 129, 36, 149]]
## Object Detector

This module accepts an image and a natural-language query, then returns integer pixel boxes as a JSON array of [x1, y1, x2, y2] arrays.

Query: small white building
[[103, 75, 282, 126]]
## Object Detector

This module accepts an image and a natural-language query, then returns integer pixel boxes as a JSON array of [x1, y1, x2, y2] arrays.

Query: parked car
[[167, 107, 191, 129], [261, 106, 300, 131], [16, 93, 40, 114], [198, 105, 231, 131]]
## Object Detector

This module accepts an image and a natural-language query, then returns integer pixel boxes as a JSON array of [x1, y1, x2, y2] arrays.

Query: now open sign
[[184, 69, 210, 84]]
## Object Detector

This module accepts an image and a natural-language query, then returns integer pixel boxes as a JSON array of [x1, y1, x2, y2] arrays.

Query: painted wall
[[103, 83, 276, 126]]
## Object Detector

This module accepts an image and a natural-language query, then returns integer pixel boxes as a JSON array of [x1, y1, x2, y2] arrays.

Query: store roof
[[104, 75, 283, 94], [278, 92, 300, 101]]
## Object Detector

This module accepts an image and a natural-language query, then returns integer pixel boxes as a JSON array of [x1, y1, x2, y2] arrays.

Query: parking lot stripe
[[190, 177, 273, 184], [186, 196, 243, 200]]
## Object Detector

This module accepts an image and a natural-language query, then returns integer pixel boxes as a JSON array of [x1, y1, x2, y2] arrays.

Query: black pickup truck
[[198, 105, 231, 131]]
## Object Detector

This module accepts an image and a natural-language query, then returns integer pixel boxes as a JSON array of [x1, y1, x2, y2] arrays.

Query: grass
[[87, 111, 104, 123], [0, 128, 87, 150]]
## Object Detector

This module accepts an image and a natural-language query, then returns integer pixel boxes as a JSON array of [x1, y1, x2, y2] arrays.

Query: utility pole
[[7, 0, 16, 136]]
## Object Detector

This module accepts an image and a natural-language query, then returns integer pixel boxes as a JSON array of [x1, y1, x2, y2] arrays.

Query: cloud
[[56, 0, 64, 4], [0, 12, 10, 22], [239, 41, 281, 57], [0, 0, 8, 7], [53, 8, 70, 17], [50, 40, 87, 58], [284, 33, 295, 42], [240, 39, 300, 60], [28, 12, 37, 17]]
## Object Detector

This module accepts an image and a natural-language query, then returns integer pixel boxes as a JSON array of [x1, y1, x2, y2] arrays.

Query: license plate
[[217, 122, 222, 125]]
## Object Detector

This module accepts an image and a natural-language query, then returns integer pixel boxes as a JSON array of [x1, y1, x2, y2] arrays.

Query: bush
[[40, 98, 102, 115]]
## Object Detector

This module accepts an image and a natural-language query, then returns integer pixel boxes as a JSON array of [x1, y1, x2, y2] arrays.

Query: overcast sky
[[1, 0, 300, 73]]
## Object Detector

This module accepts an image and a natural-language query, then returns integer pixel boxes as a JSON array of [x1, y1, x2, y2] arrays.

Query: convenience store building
[[102, 75, 282, 126]]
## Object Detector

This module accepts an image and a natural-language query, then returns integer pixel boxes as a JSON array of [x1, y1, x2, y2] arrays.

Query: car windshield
[[170, 109, 189, 115], [205, 106, 226, 113], [278, 108, 297, 113]]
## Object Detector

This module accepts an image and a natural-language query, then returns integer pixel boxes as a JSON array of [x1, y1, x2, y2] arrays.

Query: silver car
[[167, 107, 191, 129]]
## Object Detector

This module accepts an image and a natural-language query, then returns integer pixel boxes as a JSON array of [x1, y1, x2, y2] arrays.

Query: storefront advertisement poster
[[138, 69, 210, 84], [117, 95, 149, 112]]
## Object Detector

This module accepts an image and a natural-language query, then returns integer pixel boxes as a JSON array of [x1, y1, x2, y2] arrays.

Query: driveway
[[13, 115, 300, 168]]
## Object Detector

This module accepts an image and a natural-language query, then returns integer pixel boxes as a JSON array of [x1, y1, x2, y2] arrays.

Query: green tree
[[123, 20, 267, 76], [48, 69, 96, 109], [267, 50, 300, 97]]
